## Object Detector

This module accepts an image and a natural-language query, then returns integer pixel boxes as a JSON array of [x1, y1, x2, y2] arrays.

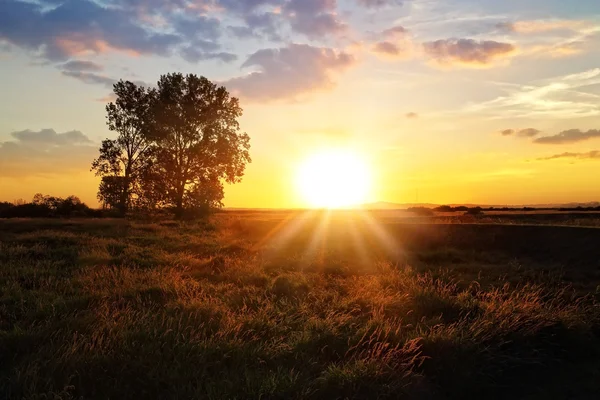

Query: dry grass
[[1, 212, 599, 399]]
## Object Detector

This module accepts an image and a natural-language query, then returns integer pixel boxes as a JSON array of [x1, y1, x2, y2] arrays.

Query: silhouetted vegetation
[[1, 213, 598, 399], [92, 73, 251, 218], [433, 205, 471, 212], [464, 206, 484, 216], [434, 205, 600, 213], [0, 194, 102, 218], [407, 206, 435, 216]]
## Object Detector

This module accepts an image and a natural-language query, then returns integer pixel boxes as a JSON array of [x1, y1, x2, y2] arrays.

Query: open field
[[1, 211, 600, 399]]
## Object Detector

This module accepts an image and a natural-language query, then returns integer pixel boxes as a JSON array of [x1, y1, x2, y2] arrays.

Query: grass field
[[1, 211, 599, 399]]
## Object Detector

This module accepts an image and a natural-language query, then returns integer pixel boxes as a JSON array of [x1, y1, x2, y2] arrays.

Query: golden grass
[[0, 213, 599, 399]]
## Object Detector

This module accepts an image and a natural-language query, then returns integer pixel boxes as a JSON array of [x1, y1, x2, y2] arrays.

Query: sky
[[1, 0, 600, 208]]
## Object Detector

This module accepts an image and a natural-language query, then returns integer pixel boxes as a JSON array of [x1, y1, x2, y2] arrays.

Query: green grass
[[1, 213, 599, 399]]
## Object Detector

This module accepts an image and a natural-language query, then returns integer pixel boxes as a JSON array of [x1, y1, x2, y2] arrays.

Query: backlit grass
[[1, 213, 599, 399]]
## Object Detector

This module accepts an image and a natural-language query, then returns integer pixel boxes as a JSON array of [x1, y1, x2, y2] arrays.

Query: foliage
[[92, 74, 251, 218], [0, 194, 100, 218], [149, 73, 251, 216], [465, 207, 484, 216], [97, 176, 128, 210], [91, 81, 154, 213]]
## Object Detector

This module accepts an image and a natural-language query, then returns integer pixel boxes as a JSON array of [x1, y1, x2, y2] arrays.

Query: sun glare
[[296, 149, 371, 209]]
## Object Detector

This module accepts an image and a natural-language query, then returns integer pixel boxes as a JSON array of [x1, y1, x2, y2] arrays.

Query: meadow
[[1, 211, 599, 399]]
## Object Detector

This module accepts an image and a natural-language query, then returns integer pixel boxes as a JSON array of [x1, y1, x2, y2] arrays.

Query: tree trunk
[[174, 182, 185, 219], [119, 174, 130, 215]]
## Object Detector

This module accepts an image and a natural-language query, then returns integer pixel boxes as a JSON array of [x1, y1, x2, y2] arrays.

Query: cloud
[[496, 20, 586, 34], [356, 0, 405, 7], [0, 0, 181, 61], [0, 0, 353, 66], [216, 0, 280, 13], [371, 24, 412, 59], [226, 43, 355, 101], [499, 128, 541, 137], [221, 0, 347, 40], [58, 60, 152, 90], [534, 129, 600, 144], [0, 0, 232, 63], [229, 12, 283, 41], [0, 128, 97, 177], [517, 128, 541, 138], [537, 151, 600, 161], [531, 41, 586, 58], [11, 129, 92, 145], [423, 39, 516, 67], [405, 112, 418, 119], [372, 41, 403, 56], [61, 60, 103, 72], [382, 26, 407, 38], [61, 71, 117, 88], [465, 68, 600, 119], [283, 0, 347, 38], [496, 18, 599, 60], [181, 48, 237, 63]]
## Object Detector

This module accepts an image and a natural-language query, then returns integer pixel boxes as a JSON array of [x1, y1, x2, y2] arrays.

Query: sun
[[296, 149, 372, 208]]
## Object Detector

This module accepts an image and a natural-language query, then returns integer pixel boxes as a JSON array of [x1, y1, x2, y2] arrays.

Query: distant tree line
[[91, 73, 251, 218], [407, 206, 484, 216], [0, 194, 102, 218], [407, 205, 600, 216]]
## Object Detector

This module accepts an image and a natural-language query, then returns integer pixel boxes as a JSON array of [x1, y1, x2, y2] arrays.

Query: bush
[[0, 194, 102, 218], [0, 203, 52, 218], [465, 207, 484, 216]]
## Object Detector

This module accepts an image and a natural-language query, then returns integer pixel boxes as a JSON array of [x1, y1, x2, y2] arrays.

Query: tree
[[97, 176, 128, 209], [149, 73, 251, 217], [91, 80, 154, 214]]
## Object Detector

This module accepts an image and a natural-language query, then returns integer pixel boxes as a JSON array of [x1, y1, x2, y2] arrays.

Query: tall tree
[[150, 73, 251, 216], [91, 80, 154, 213]]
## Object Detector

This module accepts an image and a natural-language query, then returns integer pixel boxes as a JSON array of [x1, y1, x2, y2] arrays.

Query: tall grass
[[1, 216, 599, 399]]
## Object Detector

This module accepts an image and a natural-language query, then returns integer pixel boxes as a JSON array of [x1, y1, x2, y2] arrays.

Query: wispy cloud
[[496, 19, 587, 34], [534, 129, 600, 144], [60, 60, 103, 72], [466, 68, 600, 118], [423, 39, 517, 68], [501, 128, 541, 138], [61, 71, 116, 88], [537, 151, 600, 161]]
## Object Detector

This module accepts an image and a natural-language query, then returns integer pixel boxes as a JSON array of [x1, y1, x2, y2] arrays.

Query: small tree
[[91, 80, 154, 214], [149, 73, 251, 217]]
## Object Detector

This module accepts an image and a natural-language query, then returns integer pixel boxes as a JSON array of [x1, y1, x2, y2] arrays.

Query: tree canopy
[[91, 81, 154, 213], [92, 73, 251, 217]]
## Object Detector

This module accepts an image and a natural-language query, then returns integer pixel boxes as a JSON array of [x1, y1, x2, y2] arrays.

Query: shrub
[[465, 207, 484, 216], [0, 194, 102, 218]]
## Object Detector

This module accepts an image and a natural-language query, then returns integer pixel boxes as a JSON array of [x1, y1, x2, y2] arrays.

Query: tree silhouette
[[97, 176, 128, 209], [149, 73, 251, 217], [91, 81, 154, 214], [92, 74, 251, 217]]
